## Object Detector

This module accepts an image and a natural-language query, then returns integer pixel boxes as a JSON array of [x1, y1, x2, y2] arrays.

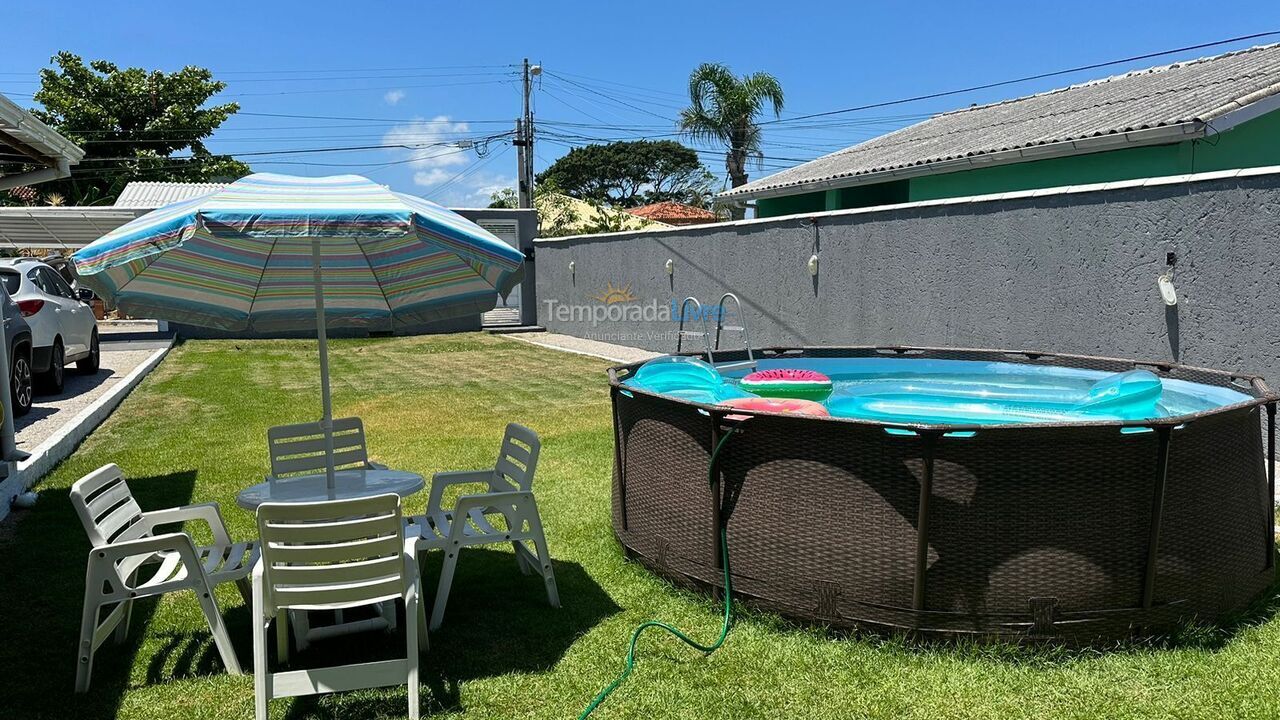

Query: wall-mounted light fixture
[[807, 253, 819, 277], [1157, 251, 1177, 306], [1157, 272, 1177, 306], [665, 258, 674, 276]]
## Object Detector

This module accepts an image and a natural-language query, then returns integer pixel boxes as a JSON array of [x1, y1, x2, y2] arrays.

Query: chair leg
[[429, 544, 461, 632], [531, 534, 560, 609], [380, 599, 398, 634], [75, 598, 101, 693], [292, 607, 312, 652], [253, 587, 270, 720], [195, 583, 242, 675], [406, 576, 421, 720], [417, 577, 430, 652], [114, 567, 139, 644], [113, 599, 134, 645], [275, 611, 290, 665], [512, 541, 533, 575], [524, 498, 560, 609], [235, 577, 253, 606]]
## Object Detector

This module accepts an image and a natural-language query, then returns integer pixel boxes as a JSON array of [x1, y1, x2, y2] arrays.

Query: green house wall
[[755, 109, 1280, 218]]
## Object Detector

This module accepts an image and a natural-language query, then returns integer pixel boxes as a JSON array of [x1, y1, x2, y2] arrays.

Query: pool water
[[625, 356, 1251, 425]]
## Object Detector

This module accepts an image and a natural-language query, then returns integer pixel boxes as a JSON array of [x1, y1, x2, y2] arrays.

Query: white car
[[0, 258, 99, 394]]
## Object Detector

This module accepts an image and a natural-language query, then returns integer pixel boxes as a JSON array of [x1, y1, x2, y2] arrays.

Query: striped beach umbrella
[[71, 173, 524, 485]]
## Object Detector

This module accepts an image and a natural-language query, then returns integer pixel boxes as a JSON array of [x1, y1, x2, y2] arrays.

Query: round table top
[[236, 468, 425, 510]]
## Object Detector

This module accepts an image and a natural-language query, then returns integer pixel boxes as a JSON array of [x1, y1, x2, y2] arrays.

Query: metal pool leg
[[1142, 426, 1172, 610], [1267, 403, 1276, 570], [912, 432, 938, 614], [610, 387, 627, 532], [708, 414, 726, 600]]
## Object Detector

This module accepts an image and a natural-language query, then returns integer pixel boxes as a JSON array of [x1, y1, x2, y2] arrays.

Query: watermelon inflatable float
[[740, 368, 833, 401]]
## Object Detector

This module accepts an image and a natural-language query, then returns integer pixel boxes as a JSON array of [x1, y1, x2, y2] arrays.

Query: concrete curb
[[0, 337, 175, 521]]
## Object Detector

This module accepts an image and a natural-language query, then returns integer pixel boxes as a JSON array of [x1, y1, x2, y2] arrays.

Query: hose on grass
[[579, 427, 739, 718]]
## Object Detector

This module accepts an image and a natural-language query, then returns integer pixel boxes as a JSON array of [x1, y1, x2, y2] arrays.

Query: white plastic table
[[236, 468, 425, 510], [236, 467, 426, 648]]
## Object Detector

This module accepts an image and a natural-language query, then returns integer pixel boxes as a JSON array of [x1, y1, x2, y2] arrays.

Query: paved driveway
[[14, 332, 171, 453]]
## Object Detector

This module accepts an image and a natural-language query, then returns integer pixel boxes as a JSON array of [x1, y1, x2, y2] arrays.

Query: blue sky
[[5, 1, 1279, 206]]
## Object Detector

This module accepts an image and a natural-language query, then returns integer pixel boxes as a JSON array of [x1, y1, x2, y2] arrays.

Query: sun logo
[[592, 281, 638, 305]]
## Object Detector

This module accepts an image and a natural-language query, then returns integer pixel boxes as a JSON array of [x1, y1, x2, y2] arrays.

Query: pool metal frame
[[608, 346, 1278, 642]]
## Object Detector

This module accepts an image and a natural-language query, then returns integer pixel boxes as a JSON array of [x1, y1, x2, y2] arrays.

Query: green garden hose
[[579, 427, 739, 718]]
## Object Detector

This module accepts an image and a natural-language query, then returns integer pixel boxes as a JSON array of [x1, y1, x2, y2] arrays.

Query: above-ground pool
[[609, 346, 1277, 643]]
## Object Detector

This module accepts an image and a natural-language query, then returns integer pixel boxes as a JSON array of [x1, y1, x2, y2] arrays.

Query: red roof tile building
[[625, 201, 718, 226]]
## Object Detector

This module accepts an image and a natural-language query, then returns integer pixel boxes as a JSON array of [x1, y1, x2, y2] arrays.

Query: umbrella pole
[[312, 240, 337, 491]]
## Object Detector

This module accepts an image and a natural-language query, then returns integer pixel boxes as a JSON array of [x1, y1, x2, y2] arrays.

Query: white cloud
[[383, 115, 471, 186], [382, 116, 514, 206], [383, 89, 406, 105], [422, 171, 514, 207], [412, 168, 453, 186]]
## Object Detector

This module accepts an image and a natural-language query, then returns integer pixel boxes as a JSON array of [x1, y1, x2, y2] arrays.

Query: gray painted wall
[[534, 171, 1280, 381]]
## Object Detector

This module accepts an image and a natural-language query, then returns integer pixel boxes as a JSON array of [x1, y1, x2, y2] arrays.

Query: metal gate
[[477, 219, 521, 327]]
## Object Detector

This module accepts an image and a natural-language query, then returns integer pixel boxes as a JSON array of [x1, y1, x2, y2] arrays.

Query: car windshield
[[0, 271, 19, 296]]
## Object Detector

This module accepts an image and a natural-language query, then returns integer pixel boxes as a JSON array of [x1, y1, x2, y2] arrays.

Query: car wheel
[[77, 330, 100, 374], [39, 339, 64, 394], [10, 349, 32, 417]]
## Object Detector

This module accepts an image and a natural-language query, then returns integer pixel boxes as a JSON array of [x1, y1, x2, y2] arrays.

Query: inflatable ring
[[741, 368, 833, 401], [722, 396, 830, 417]]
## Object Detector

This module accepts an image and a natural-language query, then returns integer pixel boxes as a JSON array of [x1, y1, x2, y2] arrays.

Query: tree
[[19, 52, 250, 205], [678, 63, 784, 219], [534, 140, 714, 208], [488, 181, 659, 238]]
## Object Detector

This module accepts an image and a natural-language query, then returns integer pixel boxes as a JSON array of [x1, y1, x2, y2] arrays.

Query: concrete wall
[[535, 167, 1280, 381]]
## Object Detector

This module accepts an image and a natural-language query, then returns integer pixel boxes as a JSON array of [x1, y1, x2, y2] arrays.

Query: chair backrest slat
[[268, 554, 402, 587], [493, 423, 540, 492], [266, 534, 402, 563], [71, 464, 148, 547], [267, 417, 373, 479], [256, 493, 406, 612], [271, 578, 405, 610]]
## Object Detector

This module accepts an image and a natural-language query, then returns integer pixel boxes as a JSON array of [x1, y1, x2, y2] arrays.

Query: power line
[[218, 78, 517, 98], [237, 111, 516, 124], [541, 71, 674, 121], [0, 63, 516, 78]]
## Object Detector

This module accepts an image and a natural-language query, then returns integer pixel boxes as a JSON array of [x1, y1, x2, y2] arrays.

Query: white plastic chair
[[266, 417, 386, 484], [70, 463, 258, 693], [252, 493, 423, 720], [266, 417, 397, 649], [409, 423, 559, 630]]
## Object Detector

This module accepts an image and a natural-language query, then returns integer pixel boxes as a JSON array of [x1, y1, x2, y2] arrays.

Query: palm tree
[[678, 63, 784, 219]]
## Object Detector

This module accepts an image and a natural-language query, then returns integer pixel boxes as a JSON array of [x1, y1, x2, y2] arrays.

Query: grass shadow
[[269, 548, 619, 718], [0, 471, 209, 719]]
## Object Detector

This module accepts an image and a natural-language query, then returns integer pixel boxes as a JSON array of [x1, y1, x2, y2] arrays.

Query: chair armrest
[[95, 532, 201, 587], [447, 490, 536, 541], [427, 470, 499, 515], [140, 502, 232, 547], [367, 461, 389, 471]]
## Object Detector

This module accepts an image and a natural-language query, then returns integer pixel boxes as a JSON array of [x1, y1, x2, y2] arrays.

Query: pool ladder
[[675, 293, 756, 371]]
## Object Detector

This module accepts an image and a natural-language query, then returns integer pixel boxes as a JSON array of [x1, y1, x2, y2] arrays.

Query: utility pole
[[515, 58, 539, 209]]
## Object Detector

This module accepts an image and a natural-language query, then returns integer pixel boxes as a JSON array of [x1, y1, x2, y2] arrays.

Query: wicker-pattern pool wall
[[609, 346, 1277, 642]]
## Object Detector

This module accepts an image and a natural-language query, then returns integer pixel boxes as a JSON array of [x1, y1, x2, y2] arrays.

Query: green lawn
[[1, 333, 1277, 719]]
